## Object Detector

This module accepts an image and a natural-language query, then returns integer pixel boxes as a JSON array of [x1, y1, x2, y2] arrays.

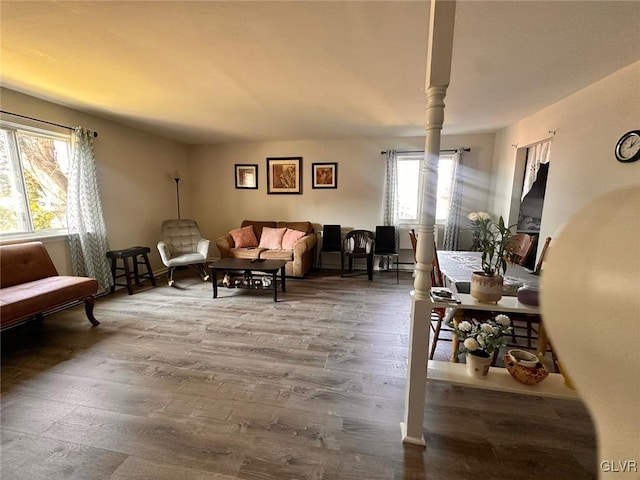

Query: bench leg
[[84, 297, 100, 326]]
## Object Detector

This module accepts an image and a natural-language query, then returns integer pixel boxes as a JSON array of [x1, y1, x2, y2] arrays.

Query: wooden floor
[[1, 269, 597, 479]]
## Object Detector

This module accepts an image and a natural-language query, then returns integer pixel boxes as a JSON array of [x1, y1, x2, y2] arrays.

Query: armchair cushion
[[230, 225, 258, 248]]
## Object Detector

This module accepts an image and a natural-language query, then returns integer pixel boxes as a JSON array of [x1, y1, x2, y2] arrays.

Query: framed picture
[[312, 162, 337, 189], [266, 157, 302, 194], [235, 164, 258, 189]]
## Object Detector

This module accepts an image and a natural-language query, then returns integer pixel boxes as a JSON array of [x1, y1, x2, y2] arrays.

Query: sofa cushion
[[282, 228, 306, 249], [258, 227, 287, 249], [230, 247, 265, 259], [0, 276, 98, 327], [0, 242, 59, 288], [230, 225, 258, 248], [260, 249, 294, 261], [276, 221, 313, 234], [241, 220, 276, 241]]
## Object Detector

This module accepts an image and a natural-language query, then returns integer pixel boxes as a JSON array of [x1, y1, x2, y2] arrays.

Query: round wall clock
[[615, 130, 640, 163]]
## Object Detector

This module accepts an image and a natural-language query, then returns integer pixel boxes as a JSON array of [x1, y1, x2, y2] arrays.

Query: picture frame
[[266, 157, 302, 194], [235, 164, 258, 189], [311, 162, 337, 189]]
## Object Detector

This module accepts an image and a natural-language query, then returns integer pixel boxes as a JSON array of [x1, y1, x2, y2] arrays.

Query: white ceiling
[[1, 1, 639, 144]]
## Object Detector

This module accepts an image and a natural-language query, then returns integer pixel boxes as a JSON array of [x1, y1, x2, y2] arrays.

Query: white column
[[402, 0, 456, 446]]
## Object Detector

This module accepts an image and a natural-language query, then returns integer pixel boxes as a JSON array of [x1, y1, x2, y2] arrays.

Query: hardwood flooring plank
[[109, 456, 237, 480], [1, 428, 126, 480]]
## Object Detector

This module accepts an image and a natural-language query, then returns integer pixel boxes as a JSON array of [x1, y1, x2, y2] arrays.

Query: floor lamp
[[173, 170, 181, 219]]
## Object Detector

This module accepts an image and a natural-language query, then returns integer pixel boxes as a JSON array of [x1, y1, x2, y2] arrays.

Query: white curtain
[[67, 127, 112, 292], [522, 139, 551, 200], [381, 150, 399, 269], [442, 148, 466, 250]]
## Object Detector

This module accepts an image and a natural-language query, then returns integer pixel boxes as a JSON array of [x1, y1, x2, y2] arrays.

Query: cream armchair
[[157, 219, 210, 286]]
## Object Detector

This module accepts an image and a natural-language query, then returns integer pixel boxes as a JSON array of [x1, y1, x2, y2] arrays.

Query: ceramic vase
[[466, 351, 492, 379], [470, 272, 503, 303]]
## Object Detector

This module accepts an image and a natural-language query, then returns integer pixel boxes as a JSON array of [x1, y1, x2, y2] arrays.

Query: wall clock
[[615, 130, 640, 163]]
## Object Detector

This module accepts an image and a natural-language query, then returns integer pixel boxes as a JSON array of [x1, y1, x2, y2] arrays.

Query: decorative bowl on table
[[503, 349, 549, 385], [517, 284, 540, 306]]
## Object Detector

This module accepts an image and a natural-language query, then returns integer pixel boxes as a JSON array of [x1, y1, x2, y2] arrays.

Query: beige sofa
[[216, 220, 317, 278]]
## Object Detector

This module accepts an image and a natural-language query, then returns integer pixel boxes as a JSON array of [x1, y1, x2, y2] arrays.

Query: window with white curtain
[[396, 152, 454, 224], [0, 123, 71, 236]]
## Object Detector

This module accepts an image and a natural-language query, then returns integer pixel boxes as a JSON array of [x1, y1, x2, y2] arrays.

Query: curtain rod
[[0, 110, 98, 137], [381, 148, 470, 155]]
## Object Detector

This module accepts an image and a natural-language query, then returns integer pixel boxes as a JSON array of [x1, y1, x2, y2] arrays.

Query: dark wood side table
[[208, 258, 287, 302]]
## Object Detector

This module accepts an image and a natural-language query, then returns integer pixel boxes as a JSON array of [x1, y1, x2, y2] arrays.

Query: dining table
[[434, 250, 547, 362]]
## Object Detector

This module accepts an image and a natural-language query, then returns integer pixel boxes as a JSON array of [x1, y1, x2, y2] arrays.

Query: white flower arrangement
[[449, 314, 512, 356]]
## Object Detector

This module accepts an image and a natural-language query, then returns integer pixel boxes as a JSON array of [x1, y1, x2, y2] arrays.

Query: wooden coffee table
[[208, 258, 287, 302]]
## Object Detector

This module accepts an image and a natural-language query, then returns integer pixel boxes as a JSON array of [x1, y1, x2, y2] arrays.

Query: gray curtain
[[442, 148, 466, 250], [380, 150, 399, 269], [67, 127, 112, 292]]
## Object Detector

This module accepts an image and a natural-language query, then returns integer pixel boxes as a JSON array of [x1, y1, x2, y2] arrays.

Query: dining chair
[[506, 233, 535, 266], [373, 226, 399, 284], [508, 236, 558, 370], [410, 230, 452, 360], [318, 224, 342, 273], [428, 242, 454, 360], [341, 229, 375, 280], [535, 236, 552, 273]]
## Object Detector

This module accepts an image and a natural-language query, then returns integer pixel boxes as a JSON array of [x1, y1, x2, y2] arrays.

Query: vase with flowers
[[467, 212, 515, 302], [450, 314, 513, 378]]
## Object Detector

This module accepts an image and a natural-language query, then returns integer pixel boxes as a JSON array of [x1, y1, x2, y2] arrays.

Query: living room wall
[[187, 132, 496, 260], [0, 88, 189, 274], [489, 60, 640, 260]]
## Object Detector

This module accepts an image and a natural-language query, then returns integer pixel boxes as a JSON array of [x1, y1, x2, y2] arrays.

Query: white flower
[[478, 211, 491, 220], [495, 314, 511, 327], [467, 212, 479, 222], [458, 320, 472, 332], [463, 338, 478, 351], [477, 335, 486, 348], [480, 323, 494, 333]]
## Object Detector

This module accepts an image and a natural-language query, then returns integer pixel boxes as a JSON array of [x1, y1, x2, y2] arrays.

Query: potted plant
[[467, 212, 515, 302], [450, 314, 513, 378]]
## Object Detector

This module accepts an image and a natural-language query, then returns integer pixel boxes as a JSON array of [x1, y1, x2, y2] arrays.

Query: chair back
[[321, 224, 342, 252], [343, 230, 374, 255], [535, 236, 552, 273], [409, 229, 418, 261], [160, 219, 204, 256], [506, 233, 535, 266], [374, 226, 397, 254], [431, 241, 444, 287]]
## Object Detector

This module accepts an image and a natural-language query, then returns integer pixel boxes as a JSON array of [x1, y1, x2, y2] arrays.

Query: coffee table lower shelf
[[208, 258, 287, 302]]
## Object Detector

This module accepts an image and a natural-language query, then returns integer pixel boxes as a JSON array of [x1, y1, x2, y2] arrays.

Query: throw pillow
[[282, 228, 306, 249], [230, 225, 258, 248], [258, 227, 287, 249]]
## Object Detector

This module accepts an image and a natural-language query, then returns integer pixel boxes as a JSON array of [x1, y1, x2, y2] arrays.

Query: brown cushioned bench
[[0, 241, 99, 330]]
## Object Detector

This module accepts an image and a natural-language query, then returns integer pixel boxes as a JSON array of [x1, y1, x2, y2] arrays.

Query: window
[[396, 152, 454, 223], [0, 124, 71, 236]]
